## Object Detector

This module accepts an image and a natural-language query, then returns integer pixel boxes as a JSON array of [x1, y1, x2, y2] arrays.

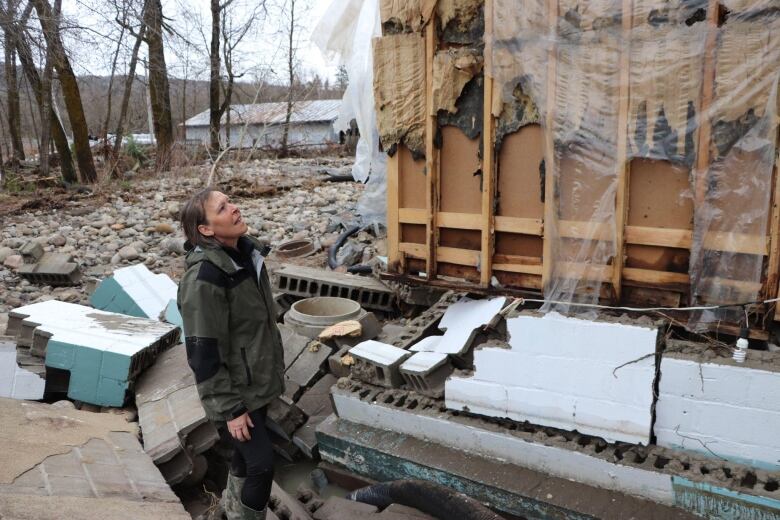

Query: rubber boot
[[237, 501, 267, 520], [221, 473, 246, 520]]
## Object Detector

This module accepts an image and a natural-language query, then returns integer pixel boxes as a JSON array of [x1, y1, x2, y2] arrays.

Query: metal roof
[[184, 99, 341, 127]]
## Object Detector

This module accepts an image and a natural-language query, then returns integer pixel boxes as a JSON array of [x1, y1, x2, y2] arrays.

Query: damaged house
[[316, 0, 780, 518]]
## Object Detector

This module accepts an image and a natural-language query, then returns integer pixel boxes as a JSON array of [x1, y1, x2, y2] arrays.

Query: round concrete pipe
[[284, 296, 365, 338], [276, 238, 317, 259]]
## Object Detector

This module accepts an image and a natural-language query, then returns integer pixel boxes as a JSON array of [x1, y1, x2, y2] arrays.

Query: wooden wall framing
[[384, 0, 780, 320]]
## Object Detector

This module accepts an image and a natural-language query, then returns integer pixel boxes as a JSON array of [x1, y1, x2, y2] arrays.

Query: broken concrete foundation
[[285, 297, 366, 339], [17, 252, 82, 286], [134, 343, 219, 485], [349, 340, 411, 388]]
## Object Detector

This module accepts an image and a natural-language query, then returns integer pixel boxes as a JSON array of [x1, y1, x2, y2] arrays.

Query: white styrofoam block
[[445, 377, 508, 418], [409, 335, 443, 352], [333, 390, 675, 505], [349, 340, 410, 367], [447, 313, 658, 444], [12, 300, 176, 356], [431, 297, 506, 354], [400, 352, 448, 373], [656, 356, 780, 470], [0, 342, 45, 400], [113, 264, 178, 319]]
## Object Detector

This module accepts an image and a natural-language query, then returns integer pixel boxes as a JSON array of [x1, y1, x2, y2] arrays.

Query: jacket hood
[[184, 235, 264, 274]]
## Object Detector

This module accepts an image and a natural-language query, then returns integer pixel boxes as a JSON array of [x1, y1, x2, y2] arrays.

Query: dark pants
[[228, 407, 275, 511]]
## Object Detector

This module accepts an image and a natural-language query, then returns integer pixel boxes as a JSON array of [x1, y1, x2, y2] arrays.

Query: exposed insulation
[[721, 0, 780, 13], [630, 0, 707, 26], [380, 0, 437, 33], [373, 34, 426, 157], [628, 24, 705, 163], [433, 48, 484, 114], [558, 0, 621, 32], [712, 17, 780, 157], [438, 0, 484, 43]]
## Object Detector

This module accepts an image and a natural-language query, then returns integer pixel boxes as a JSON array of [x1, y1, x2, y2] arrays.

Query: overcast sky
[[63, 0, 338, 83]]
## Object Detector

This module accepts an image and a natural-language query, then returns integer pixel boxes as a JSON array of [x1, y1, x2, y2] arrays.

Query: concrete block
[[8, 300, 179, 407], [17, 253, 82, 286], [349, 341, 411, 388], [293, 413, 334, 459], [20, 241, 44, 264], [273, 265, 396, 312], [90, 264, 178, 320], [327, 346, 353, 378], [656, 348, 780, 471], [377, 291, 460, 350], [312, 497, 378, 519], [267, 396, 306, 440], [286, 342, 332, 389], [445, 312, 658, 445], [270, 481, 314, 520], [399, 352, 452, 398], [280, 323, 315, 370], [0, 339, 45, 400], [135, 344, 219, 483], [296, 374, 337, 418]]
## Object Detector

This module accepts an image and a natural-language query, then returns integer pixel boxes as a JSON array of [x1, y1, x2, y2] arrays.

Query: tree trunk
[[3, 0, 25, 162], [209, 0, 222, 152], [30, 0, 96, 183], [13, 3, 75, 183], [102, 19, 126, 162], [143, 0, 173, 171], [112, 22, 146, 161], [280, 0, 295, 156]]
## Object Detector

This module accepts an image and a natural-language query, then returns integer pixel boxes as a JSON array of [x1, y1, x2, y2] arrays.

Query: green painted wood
[[673, 477, 780, 520]]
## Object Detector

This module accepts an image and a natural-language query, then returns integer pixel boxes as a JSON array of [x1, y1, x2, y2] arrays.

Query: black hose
[[347, 480, 504, 520], [329, 226, 373, 275]]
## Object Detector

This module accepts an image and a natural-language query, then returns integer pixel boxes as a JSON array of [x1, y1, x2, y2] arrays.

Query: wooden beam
[[481, 0, 496, 287], [437, 212, 482, 230], [541, 0, 559, 294], [399, 242, 427, 259], [494, 216, 544, 235], [425, 20, 439, 280], [702, 231, 768, 256], [437, 247, 480, 266], [387, 152, 401, 271], [558, 220, 612, 241], [399, 208, 427, 225], [693, 0, 718, 210], [623, 268, 690, 286], [612, 0, 633, 302], [493, 263, 544, 276], [625, 226, 692, 248], [767, 161, 780, 308]]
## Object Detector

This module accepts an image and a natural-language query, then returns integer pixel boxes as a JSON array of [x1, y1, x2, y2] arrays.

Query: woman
[[177, 187, 284, 520]]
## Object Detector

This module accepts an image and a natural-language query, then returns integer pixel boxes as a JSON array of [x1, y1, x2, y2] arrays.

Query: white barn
[[183, 99, 342, 149]]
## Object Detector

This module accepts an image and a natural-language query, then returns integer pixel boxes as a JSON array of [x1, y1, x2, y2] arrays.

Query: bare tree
[[208, 0, 263, 152], [30, 0, 97, 183], [100, 0, 129, 162], [279, 0, 301, 157], [143, 0, 173, 171], [11, 1, 76, 183], [112, 6, 146, 164], [2, 0, 25, 162]]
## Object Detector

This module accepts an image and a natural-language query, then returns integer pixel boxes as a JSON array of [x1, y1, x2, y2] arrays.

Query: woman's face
[[197, 191, 247, 247]]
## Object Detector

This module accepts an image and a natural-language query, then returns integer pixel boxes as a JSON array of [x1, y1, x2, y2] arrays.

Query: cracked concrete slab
[[0, 397, 137, 485], [0, 339, 44, 400]]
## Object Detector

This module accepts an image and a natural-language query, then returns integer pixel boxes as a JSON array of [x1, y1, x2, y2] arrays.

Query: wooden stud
[[480, 0, 496, 287], [437, 212, 482, 230], [541, 0, 559, 293], [612, 0, 633, 302], [398, 208, 427, 225], [424, 20, 440, 280], [437, 247, 481, 266], [387, 152, 401, 271], [694, 0, 718, 209], [767, 162, 780, 317], [494, 216, 544, 235], [399, 242, 427, 259]]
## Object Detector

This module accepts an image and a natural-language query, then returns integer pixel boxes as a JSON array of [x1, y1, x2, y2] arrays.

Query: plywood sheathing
[[432, 48, 484, 115], [380, 0, 437, 34], [0, 397, 137, 484], [711, 16, 780, 158], [628, 25, 705, 165], [438, 0, 484, 43], [373, 34, 427, 158]]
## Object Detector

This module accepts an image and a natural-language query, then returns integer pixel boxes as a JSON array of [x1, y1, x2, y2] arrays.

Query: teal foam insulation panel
[[90, 264, 178, 320]]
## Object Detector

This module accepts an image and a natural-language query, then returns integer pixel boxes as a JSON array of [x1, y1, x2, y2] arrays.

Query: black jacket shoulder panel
[[196, 260, 228, 288]]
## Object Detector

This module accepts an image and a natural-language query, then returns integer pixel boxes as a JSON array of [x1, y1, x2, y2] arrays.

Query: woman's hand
[[227, 412, 254, 442]]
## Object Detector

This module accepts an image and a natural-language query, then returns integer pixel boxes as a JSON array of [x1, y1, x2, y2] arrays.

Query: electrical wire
[[509, 296, 780, 314]]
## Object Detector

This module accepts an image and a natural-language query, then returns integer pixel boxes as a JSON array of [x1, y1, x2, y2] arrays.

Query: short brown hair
[[180, 187, 221, 250]]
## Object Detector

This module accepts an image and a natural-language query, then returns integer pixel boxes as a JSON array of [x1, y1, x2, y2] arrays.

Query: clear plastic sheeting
[[313, 0, 387, 224], [491, 0, 780, 324]]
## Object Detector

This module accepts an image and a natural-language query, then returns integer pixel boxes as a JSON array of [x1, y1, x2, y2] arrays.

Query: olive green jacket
[[177, 236, 284, 421]]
